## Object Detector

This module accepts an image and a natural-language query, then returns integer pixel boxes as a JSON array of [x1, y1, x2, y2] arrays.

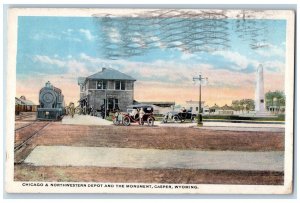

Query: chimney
[[102, 67, 106, 72]]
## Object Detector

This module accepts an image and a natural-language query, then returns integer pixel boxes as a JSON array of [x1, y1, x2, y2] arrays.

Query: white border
[[5, 8, 295, 194]]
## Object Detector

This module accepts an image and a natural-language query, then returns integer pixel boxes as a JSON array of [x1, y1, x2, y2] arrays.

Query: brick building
[[78, 68, 136, 113]]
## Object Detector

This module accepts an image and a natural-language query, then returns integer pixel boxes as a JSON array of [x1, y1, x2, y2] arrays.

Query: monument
[[255, 64, 274, 117], [255, 64, 265, 113]]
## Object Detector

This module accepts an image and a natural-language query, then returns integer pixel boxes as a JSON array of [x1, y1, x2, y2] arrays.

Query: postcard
[[5, 8, 295, 194]]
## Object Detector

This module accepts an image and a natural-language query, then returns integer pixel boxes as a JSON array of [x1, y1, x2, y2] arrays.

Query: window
[[196, 107, 199, 111], [97, 81, 107, 90], [115, 81, 125, 90]]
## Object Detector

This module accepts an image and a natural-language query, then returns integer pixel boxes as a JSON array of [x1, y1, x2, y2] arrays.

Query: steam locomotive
[[37, 81, 65, 120]]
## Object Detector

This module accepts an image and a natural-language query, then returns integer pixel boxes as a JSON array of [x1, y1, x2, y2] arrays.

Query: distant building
[[209, 103, 221, 115], [136, 101, 175, 115], [15, 96, 37, 114], [185, 100, 209, 114], [219, 104, 234, 115], [78, 68, 136, 112], [208, 104, 235, 115]]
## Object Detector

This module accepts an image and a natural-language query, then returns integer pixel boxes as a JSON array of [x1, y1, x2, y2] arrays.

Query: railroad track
[[14, 122, 51, 152], [15, 121, 38, 131], [15, 113, 36, 121]]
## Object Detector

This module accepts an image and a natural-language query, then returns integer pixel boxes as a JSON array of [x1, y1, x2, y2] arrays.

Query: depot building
[[78, 67, 136, 112]]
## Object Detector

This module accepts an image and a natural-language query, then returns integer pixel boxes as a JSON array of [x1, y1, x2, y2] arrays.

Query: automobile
[[162, 110, 196, 123], [112, 104, 155, 126]]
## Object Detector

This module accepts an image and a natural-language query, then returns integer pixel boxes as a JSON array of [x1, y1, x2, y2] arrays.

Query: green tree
[[231, 100, 241, 111], [245, 99, 255, 111], [265, 91, 285, 108], [231, 99, 254, 112]]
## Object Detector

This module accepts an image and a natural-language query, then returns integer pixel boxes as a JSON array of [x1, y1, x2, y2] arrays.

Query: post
[[199, 79, 202, 125], [105, 89, 107, 118], [193, 74, 207, 126]]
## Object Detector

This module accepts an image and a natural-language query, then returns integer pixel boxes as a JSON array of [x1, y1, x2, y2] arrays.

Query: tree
[[265, 91, 285, 108], [231, 100, 241, 111], [231, 99, 254, 112]]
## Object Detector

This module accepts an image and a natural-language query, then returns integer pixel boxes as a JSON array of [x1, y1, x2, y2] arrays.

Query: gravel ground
[[14, 121, 285, 184]]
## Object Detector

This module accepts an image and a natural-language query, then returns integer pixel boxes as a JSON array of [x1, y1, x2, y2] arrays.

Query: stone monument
[[255, 64, 274, 117], [255, 64, 266, 113]]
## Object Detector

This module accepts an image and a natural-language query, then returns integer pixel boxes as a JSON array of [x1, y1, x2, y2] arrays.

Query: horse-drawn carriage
[[113, 104, 155, 126]]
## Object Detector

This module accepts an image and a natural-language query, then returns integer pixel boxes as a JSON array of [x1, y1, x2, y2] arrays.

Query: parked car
[[162, 110, 196, 123], [112, 104, 155, 126]]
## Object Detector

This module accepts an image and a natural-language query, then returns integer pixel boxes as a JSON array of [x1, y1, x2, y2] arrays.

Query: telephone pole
[[193, 74, 208, 126]]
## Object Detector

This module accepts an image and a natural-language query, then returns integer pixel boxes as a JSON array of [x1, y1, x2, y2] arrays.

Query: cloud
[[214, 51, 259, 70], [255, 43, 285, 58], [31, 33, 60, 40], [180, 53, 195, 60], [66, 60, 89, 75], [107, 28, 121, 43], [32, 54, 90, 77], [61, 29, 82, 42], [264, 60, 285, 73], [79, 29, 96, 41], [22, 53, 285, 107], [33, 55, 66, 68]]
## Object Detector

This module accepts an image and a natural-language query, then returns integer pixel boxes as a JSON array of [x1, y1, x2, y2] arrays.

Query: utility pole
[[193, 74, 208, 126]]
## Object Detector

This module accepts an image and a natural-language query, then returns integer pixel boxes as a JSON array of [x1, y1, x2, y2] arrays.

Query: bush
[[202, 114, 285, 121]]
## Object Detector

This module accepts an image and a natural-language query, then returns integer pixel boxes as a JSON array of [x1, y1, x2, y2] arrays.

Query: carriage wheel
[[173, 116, 179, 123], [123, 116, 131, 126], [147, 117, 154, 126]]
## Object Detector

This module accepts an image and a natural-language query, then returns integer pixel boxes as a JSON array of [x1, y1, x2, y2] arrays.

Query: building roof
[[186, 100, 205, 104], [15, 98, 23, 105], [139, 101, 175, 107], [87, 68, 136, 81], [221, 104, 233, 110], [15, 97, 36, 106], [210, 103, 220, 109]]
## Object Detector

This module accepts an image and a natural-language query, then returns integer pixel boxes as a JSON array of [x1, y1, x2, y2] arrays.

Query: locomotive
[[37, 81, 65, 120]]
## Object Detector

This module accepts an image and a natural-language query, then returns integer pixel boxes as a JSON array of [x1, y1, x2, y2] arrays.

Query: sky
[[16, 16, 286, 106]]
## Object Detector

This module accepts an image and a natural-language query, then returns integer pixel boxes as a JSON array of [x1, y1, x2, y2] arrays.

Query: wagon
[[112, 104, 155, 126]]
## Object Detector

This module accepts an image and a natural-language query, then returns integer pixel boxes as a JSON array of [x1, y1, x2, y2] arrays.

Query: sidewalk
[[25, 146, 284, 172], [61, 115, 112, 126], [155, 121, 284, 132]]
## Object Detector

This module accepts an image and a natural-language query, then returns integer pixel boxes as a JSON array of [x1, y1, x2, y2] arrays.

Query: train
[[37, 81, 65, 120]]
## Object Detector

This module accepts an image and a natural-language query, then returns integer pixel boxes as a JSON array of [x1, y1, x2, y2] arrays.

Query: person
[[89, 105, 94, 116], [100, 105, 105, 119], [131, 108, 138, 120], [181, 107, 187, 113], [69, 102, 75, 118], [139, 107, 145, 125]]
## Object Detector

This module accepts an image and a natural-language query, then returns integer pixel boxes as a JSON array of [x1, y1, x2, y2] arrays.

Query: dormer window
[[97, 80, 107, 89], [115, 81, 125, 90]]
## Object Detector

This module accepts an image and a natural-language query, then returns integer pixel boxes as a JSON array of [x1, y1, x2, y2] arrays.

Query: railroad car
[[37, 81, 65, 120]]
